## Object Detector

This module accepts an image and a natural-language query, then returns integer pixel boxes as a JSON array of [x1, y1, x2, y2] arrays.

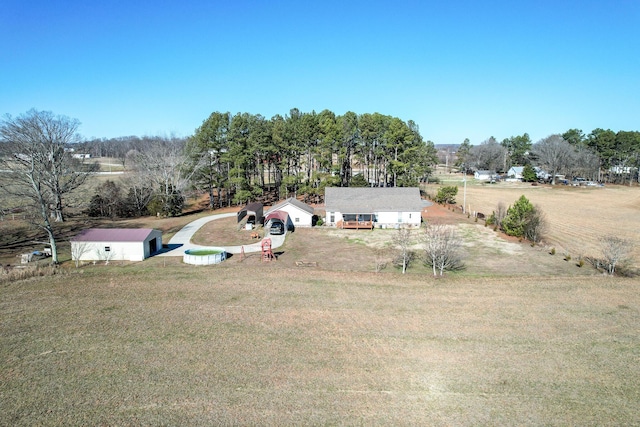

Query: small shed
[[264, 198, 314, 228], [237, 202, 263, 225], [71, 228, 163, 262]]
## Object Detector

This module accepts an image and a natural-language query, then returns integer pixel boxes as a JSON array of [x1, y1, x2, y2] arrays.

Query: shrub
[[486, 212, 496, 226], [500, 196, 547, 244], [501, 195, 534, 238], [434, 186, 458, 204], [599, 235, 634, 275], [549, 247, 556, 255]]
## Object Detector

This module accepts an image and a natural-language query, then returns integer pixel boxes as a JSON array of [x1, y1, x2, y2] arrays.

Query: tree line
[[187, 109, 438, 209], [455, 129, 640, 184]]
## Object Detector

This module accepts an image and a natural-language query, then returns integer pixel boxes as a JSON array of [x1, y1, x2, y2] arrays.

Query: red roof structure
[[71, 228, 156, 242], [264, 210, 289, 223]]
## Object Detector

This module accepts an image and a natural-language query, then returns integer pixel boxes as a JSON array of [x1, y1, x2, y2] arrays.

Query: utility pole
[[462, 176, 467, 214]]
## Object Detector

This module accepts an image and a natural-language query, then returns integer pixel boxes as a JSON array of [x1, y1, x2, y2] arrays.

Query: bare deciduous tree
[[600, 235, 633, 275], [373, 247, 388, 273], [422, 223, 464, 276], [127, 136, 195, 216], [524, 205, 548, 245], [532, 135, 573, 185], [0, 110, 90, 263], [468, 137, 508, 173], [70, 241, 91, 268], [392, 228, 414, 274], [494, 202, 507, 229]]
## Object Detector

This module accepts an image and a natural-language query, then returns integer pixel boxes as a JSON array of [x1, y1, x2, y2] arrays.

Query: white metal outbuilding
[[71, 228, 163, 262]]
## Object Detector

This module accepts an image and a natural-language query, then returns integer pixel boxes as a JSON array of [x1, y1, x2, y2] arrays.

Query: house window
[[104, 246, 111, 252], [398, 212, 403, 223], [330, 213, 335, 223], [295, 217, 300, 223]]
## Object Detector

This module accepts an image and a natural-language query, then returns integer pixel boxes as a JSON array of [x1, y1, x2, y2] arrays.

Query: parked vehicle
[[269, 220, 285, 235]]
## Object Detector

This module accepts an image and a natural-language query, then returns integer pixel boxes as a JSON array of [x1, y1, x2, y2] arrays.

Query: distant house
[[534, 167, 550, 181], [324, 187, 424, 229], [71, 228, 163, 262], [474, 170, 495, 181], [264, 198, 314, 228], [507, 166, 524, 180]]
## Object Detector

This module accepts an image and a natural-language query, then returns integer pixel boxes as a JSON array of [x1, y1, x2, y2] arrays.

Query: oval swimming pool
[[183, 248, 227, 265]]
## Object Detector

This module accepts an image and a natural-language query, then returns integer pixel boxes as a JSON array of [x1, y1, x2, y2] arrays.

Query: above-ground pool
[[183, 248, 227, 265]]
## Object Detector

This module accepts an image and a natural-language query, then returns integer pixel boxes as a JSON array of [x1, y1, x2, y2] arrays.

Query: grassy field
[[424, 176, 640, 269], [2, 265, 639, 425], [1, 179, 639, 425]]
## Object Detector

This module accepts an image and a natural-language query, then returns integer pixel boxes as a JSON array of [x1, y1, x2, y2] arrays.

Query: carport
[[237, 202, 263, 226]]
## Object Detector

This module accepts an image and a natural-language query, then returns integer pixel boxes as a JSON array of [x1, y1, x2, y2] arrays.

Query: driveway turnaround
[[159, 212, 286, 256]]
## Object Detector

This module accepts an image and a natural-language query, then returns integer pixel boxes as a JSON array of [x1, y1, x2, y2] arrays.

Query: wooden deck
[[337, 220, 374, 230]]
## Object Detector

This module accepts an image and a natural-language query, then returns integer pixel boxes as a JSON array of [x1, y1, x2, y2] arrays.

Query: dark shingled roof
[[71, 228, 157, 242], [265, 197, 314, 215], [324, 187, 423, 214]]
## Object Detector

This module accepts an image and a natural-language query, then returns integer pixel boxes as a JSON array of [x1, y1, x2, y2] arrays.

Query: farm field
[[424, 180, 640, 269], [1, 181, 639, 425]]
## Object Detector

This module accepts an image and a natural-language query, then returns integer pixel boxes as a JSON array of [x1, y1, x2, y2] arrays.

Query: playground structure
[[261, 238, 275, 262]]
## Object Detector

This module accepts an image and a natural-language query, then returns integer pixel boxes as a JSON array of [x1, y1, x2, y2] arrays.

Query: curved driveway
[[159, 212, 286, 256]]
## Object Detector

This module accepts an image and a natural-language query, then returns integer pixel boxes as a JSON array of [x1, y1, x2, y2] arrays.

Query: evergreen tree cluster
[[187, 109, 439, 208]]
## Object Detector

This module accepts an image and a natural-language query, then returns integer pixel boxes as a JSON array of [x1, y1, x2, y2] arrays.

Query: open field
[[2, 179, 640, 425], [424, 179, 640, 269], [2, 265, 639, 426]]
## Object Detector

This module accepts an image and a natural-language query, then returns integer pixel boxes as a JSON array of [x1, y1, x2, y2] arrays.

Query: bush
[[500, 196, 547, 244], [434, 186, 458, 204], [501, 195, 534, 238]]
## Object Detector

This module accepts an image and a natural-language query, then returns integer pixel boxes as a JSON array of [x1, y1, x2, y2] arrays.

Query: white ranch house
[[507, 166, 524, 180], [324, 187, 424, 229], [71, 228, 163, 262], [473, 170, 495, 181]]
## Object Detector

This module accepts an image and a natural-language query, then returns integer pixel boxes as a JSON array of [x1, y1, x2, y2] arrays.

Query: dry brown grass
[[2, 182, 640, 425], [424, 180, 640, 269], [1, 265, 639, 426]]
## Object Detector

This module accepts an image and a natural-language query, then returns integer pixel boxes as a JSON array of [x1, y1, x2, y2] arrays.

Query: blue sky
[[2, 0, 639, 145]]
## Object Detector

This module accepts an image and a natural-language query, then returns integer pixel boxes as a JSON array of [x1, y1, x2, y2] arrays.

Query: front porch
[[337, 220, 374, 230], [337, 213, 375, 230]]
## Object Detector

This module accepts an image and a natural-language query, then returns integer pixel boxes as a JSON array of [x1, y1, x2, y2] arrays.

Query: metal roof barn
[[71, 228, 163, 262]]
